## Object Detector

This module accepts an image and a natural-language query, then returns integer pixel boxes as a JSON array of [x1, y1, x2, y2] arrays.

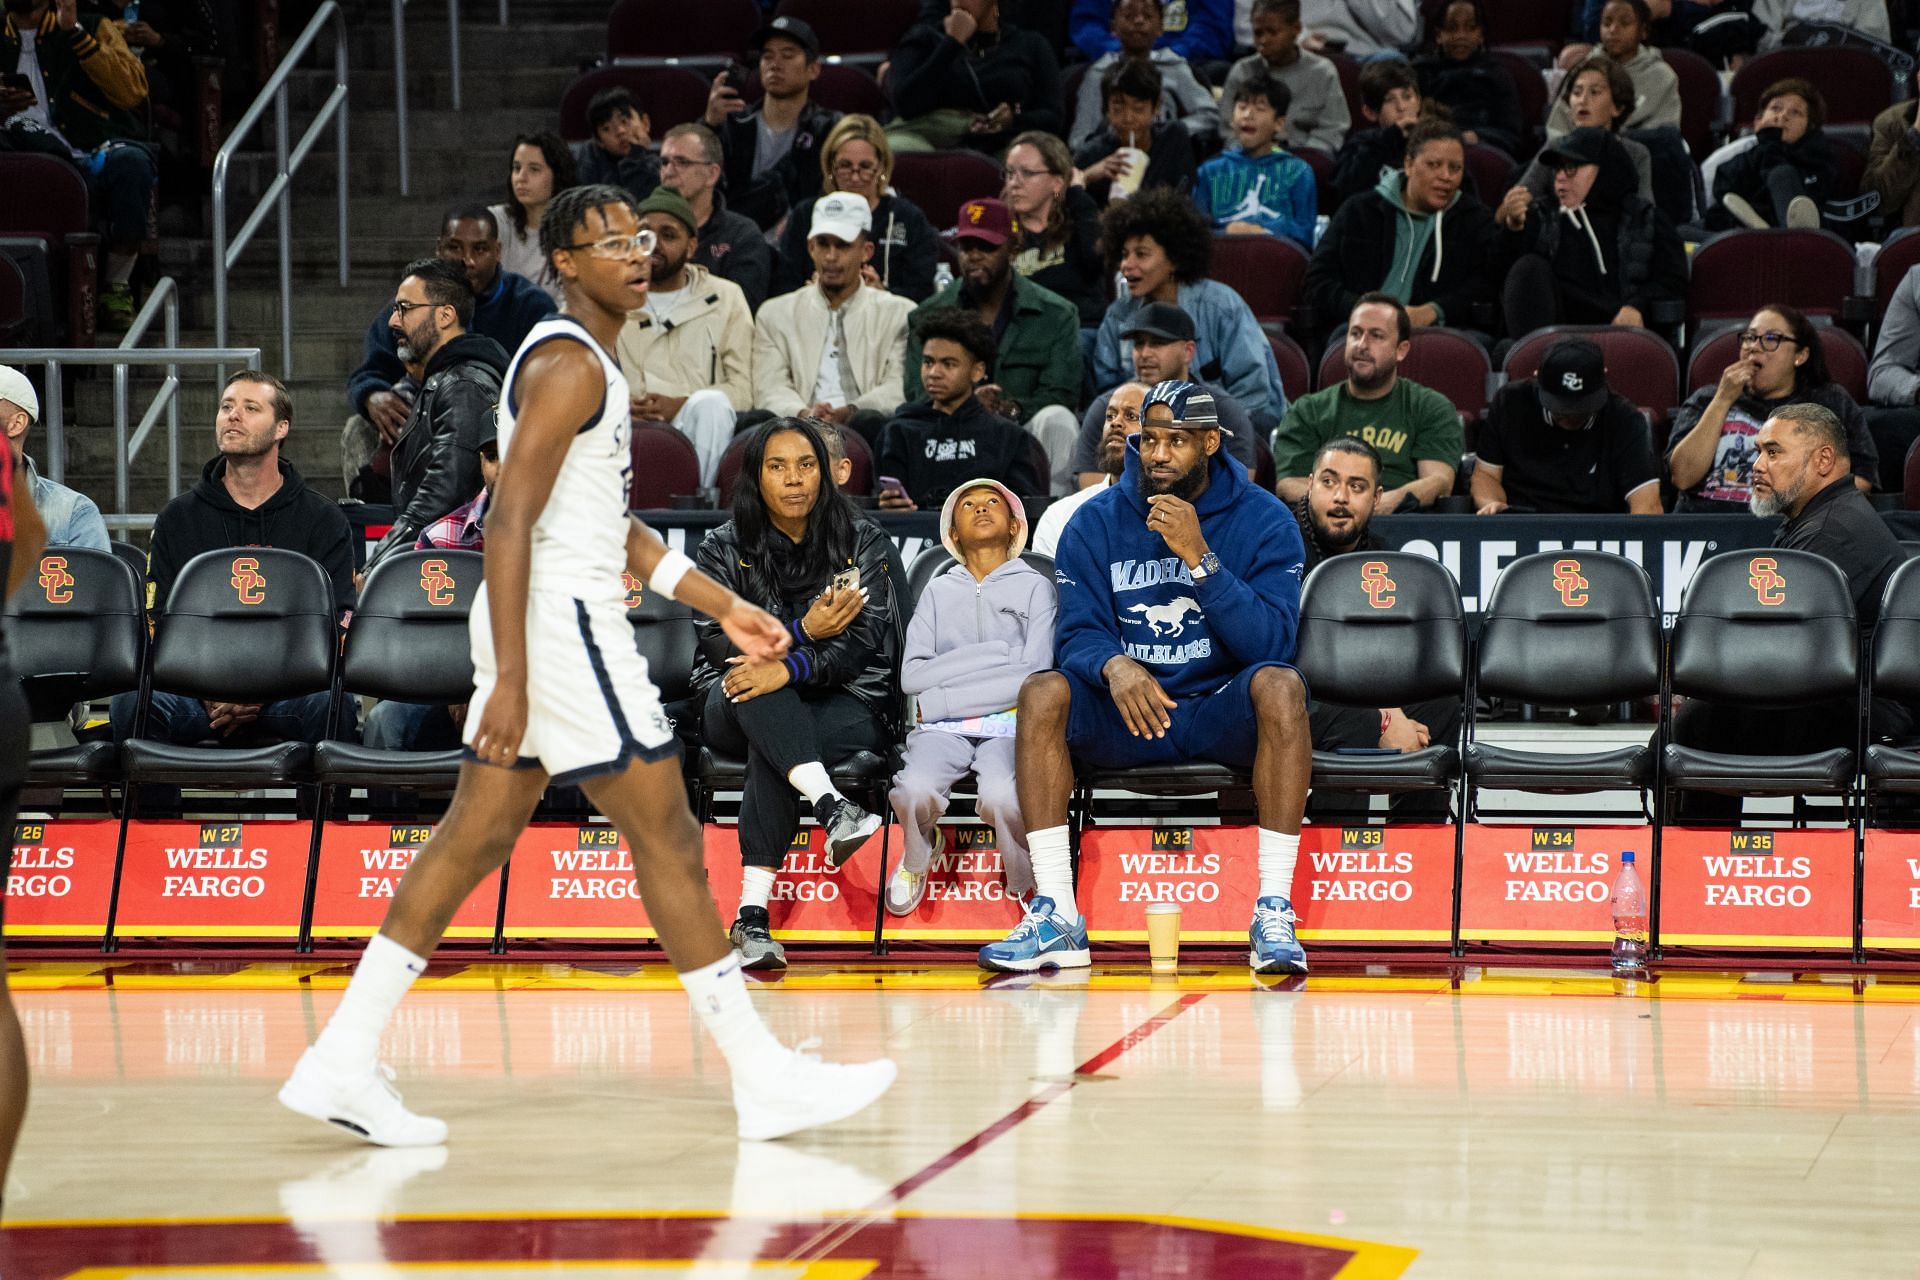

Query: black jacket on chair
[[690, 516, 899, 729], [366, 333, 509, 570]]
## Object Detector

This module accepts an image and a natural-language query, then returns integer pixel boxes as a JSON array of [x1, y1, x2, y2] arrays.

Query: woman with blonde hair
[[773, 114, 938, 301]]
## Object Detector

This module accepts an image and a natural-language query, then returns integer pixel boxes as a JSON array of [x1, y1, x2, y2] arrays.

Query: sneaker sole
[[736, 948, 789, 970], [884, 877, 928, 917], [825, 811, 884, 868], [977, 946, 1092, 973], [1248, 949, 1309, 977], [276, 1078, 448, 1148], [1785, 196, 1820, 228], [737, 1059, 899, 1141]]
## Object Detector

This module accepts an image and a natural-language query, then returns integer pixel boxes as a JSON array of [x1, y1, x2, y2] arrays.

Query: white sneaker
[[733, 1042, 898, 1141], [1786, 194, 1820, 228], [278, 1046, 449, 1147]]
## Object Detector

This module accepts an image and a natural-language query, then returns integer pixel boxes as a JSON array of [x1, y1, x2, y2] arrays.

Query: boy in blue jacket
[[1195, 67, 1318, 245], [981, 382, 1315, 976], [886, 479, 1057, 917]]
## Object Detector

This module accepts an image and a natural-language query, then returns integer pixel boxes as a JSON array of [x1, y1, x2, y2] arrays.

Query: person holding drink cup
[[1073, 59, 1199, 206]]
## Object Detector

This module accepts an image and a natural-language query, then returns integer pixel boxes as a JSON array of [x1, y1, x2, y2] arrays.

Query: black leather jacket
[[690, 515, 900, 727], [367, 332, 509, 568]]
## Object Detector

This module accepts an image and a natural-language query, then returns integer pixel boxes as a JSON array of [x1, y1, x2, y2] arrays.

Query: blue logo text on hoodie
[[1051, 437, 1306, 700]]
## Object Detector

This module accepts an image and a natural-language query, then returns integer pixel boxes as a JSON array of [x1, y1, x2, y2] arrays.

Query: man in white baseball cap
[[751, 192, 914, 444], [0, 366, 108, 552]]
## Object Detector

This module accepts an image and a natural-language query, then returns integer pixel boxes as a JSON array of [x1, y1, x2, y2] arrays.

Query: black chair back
[[1669, 549, 1855, 705], [341, 550, 481, 703], [150, 548, 336, 702], [1477, 551, 1661, 705], [1295, 553, 1464, 707], [1873, 557, 1920, 704], [4, 547, 144, 718], [628, 574, 699, 706]]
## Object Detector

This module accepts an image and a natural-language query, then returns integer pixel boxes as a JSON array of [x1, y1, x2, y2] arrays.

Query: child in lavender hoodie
[[885, 479, 1057, 917]]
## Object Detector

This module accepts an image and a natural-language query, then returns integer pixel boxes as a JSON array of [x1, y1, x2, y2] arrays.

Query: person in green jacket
[[1, 0, 158, 328], [904, 197, 1085, 494]]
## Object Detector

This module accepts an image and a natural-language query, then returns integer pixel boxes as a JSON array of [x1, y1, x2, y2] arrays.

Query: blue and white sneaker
[[977, 896, 1091, 972], [1250, 895, 1308, 976]]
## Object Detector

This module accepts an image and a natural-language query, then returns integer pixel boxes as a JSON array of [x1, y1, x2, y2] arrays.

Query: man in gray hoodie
[[885, 478, 1056, 917]]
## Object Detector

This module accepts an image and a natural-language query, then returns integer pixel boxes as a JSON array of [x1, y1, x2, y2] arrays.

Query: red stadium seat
[[0, 153, 98, 346], [811, 64, 891, 119], [1730, 47, 1893, 127], [1482, 0, 1573, 51], [890, 152, 1004, 228], [1317, 326, 1492, 420], [607, 0, 760, 61], [775, 0, 920, 57], [628, 423, 704, 509], [1269, 331, 1311, 407], [1463, 142, 1517, 206], [1873, 227, 1920, 327], [559, 65, 712, 141], [1503, 324, 1681, 428], [1486, 49, 1547, 157], [1211, 233, 1309, 328], [1297, 145, 1339, 217], [1327, 54, 1365, 137], [1663, 47, 1723, 162], [1684, 324, 1870, 403], [1686, 228, 1857, 330]]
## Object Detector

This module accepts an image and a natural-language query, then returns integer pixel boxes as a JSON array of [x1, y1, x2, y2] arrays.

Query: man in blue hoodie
[[980, 381, 1314, 977]]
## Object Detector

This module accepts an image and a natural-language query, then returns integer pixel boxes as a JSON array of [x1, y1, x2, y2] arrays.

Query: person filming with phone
[[691, 418, 899, 971]]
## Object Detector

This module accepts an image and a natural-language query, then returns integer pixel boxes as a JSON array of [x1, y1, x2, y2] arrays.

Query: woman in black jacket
[[693, 419, 898, 969], [1414, 0, 1525, 160], [772, 115, 939, 302]]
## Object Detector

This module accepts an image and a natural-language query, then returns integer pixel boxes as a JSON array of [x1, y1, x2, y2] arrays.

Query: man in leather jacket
[[362, 258, 509, 575]]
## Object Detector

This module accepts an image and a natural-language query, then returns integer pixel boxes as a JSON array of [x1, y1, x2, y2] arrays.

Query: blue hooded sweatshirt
[[1052, 436, 1305, 701], [1194, 145, 1318, 245]]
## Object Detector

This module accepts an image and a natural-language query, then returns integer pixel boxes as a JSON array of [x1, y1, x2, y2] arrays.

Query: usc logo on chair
[[1360, 560, 1396, 609], [419, 559, 456, 606], [1748, 556, 1787, 606], [38, 555, 75, 604], [1552, 559, 1589, 607], [230, 556, 267, 605]]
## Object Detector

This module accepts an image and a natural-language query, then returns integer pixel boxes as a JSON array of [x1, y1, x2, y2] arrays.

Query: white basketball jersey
[[495, 316, 632, 605]]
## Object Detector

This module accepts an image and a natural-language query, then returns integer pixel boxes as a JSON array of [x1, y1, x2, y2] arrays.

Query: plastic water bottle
[[933, 262, 954, 293], [1611, 850, 1648, 974]]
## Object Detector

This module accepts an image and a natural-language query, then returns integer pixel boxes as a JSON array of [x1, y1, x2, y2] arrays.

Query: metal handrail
[[392, 0, 476, 191], [212, 0, 350, 381], [3, 336, 264, 515]]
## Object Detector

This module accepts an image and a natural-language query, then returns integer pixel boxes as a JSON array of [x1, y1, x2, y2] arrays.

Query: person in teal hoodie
[[1194, 66, 1318, 245], [981, 381, 1313, 979]]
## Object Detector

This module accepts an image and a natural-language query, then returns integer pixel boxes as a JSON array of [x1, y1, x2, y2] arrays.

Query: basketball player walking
[[280, 185, 896, 1146]]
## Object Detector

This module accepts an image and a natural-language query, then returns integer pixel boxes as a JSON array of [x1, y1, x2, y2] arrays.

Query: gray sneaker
[[1721, 192, 1767, 229], [729, 906, 788, 970], [815, 796, 882, 868], [1785, 195, 1820, 228]]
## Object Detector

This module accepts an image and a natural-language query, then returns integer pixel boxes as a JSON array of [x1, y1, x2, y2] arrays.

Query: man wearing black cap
[[703, 16, 842, 232], [1493, 126, 1687, 339], [1472, 338, 1662, 515], [1070, 300, 1257, 487]]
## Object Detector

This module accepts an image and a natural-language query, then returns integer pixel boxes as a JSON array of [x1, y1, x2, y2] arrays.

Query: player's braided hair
[[538, 183, 639, 282]]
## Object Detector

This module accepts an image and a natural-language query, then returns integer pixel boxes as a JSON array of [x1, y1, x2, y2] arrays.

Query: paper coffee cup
[[1145, 901, 1180, 971]]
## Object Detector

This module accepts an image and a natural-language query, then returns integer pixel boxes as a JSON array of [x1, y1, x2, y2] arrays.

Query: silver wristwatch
[[1190, 551, 1221, 581]]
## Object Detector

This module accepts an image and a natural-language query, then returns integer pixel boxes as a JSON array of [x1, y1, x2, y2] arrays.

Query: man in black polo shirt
[[1672, 400, 1912, 819], [1471, 340, 1662, 515]]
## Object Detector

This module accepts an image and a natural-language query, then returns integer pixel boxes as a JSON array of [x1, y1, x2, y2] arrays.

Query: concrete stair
[[55, 2, 608, 516]]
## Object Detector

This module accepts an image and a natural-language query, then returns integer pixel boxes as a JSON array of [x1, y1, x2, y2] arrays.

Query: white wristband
[[648, 548, 694, 599]]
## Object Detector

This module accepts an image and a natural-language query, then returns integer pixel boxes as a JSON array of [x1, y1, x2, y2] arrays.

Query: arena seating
[[1730, 46, 1896, 129], [606, 0, 760, 61], [1872, 226, 1920, 327], [1865, 557, 1920, 816], [1686, 228, 1858, 331], [1268, 331, 1311, 407], [889, 153, 1005, 230], [1684, 324, 1871, 403], [1663, 46, 1723, 162], [1211, 233, 1310, 332], [0, 153, 100, 347], [773, 0, 920, 60], [559, 65, 712, 140], [629, 423, 705, 509], [1317, 327, 1492, 418], [1502, 325, 1680, 431], [5, 547, 142, 791]]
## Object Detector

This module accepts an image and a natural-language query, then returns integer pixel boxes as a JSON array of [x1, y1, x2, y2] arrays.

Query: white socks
[[681, 951, 783, 1067], [1258, 828, 1301, 902], [787, 762, 841, 807], [312, 933, 428, 1071], [1029, 825, 1077, 919], [739, 866, 776, 912]]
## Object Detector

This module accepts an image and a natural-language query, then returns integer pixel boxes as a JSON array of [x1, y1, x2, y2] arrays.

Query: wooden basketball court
[[5, 957, 1920, 1277]]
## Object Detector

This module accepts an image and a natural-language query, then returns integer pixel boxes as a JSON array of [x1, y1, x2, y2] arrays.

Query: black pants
[[1669, 695, 1914, 821], [1307, 696, 1464, 819], [1501, 252, 1621, 340], [701, 682, 889, 869]]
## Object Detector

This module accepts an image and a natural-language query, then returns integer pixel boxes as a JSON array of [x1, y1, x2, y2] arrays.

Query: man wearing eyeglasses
[[1471, 339, 1661, 515], [659, 122, 773, 312], [361, 257, 509, 576]]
